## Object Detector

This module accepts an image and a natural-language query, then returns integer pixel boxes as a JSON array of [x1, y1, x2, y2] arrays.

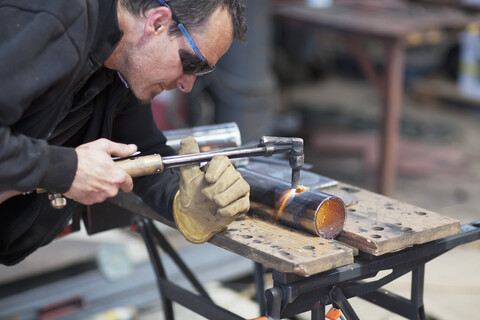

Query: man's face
[[119, 6, 234, 102]]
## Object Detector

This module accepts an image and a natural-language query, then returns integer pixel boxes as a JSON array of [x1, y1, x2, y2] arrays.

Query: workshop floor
[[137, 76, 480, 320]]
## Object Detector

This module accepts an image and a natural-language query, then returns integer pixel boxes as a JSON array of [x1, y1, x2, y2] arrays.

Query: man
[[0, 0, 250, 265]]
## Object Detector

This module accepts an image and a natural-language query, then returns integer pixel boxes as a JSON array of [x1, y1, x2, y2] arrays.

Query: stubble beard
[[117, 40, 153, 103]]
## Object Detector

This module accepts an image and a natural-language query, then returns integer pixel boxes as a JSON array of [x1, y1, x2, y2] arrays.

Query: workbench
[[101, 172, 480, 320], [274, 0, 478, 195]]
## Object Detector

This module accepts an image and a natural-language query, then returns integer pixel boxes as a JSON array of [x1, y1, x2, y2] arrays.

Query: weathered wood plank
[[326, 183, 461, 255], [109, 182, 461, 276], [210, 214, 354, 276]]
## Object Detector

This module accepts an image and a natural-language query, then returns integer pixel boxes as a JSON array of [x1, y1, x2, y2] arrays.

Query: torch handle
[[115, 154, 164, 177]]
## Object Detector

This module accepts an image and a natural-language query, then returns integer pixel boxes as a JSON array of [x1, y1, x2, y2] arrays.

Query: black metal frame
[[135, 218, 246, 320], [265, 221, 480, 320], [134, 218, 480, 320]]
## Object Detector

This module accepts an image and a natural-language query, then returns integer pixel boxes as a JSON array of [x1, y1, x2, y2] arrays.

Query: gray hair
[[119, 0, 247, 42]]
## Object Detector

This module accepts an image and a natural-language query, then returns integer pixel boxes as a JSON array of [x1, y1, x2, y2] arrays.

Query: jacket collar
[[91, 0, 124, 66]]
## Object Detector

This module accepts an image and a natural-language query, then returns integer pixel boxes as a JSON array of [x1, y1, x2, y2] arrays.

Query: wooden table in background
[[274, 0, 477, 195]]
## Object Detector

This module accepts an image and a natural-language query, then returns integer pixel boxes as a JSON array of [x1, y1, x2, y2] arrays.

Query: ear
[[144, 6, 172, 38]]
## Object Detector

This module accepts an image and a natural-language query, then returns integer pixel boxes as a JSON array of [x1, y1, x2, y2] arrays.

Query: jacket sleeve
[[111, 94, 180, 222], [0, 5, 80, 193]]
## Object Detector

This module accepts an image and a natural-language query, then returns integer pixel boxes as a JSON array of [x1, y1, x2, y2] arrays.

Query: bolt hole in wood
[[370, 234, 382, 239], [415, 211, 427, 216], [372, 226, 384, 231]]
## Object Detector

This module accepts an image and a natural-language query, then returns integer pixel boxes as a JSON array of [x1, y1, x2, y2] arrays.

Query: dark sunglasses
[[157, 0, 216, 76]]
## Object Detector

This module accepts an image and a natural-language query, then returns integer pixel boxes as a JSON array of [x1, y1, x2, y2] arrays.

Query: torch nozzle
[[285, 138, 304, 190], [291, 168, 301, 189]]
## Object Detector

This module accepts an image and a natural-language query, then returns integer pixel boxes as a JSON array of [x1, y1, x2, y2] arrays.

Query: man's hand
[[173, 137, 250, 244], [64, 139, 137, 205]]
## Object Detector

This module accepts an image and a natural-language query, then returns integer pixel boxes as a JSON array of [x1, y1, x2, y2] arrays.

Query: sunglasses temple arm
[[177, 23, 206, 61]]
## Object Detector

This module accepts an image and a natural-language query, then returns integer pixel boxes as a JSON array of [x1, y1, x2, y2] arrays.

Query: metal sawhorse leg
[[135, 217, 245, 320], [264, 222, 480, 320], [265, 262, 428, 320]]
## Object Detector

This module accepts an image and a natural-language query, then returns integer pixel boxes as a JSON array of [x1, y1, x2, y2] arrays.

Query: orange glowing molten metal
[[273, 185, 345, 238], [276, 186, 309, 220], [200, 146, 212, 151], [238, 169, 346, 238]]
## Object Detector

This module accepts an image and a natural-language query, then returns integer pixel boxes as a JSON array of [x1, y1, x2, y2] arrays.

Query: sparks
[[275, 186, 310, 220]]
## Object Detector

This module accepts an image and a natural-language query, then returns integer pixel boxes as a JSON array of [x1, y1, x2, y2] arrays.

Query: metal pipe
[[164, 122, 248, 168], [165, 128, 305, 189], [238, 168, 346, 239], [164, 122, 242, 151]]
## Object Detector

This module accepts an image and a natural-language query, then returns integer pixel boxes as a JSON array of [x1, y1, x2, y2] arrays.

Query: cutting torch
[[116, 136, 304, 188], [0, 136, 304, 209]]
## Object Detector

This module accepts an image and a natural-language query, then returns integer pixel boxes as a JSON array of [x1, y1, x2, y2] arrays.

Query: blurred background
[[2, 0, 480, 319]]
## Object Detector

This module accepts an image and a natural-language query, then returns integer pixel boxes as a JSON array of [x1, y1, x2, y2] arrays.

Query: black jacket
[[0, 0, 179, 265]]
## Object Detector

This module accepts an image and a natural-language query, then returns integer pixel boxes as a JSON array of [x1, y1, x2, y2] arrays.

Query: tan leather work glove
[[173, 136, 250, 243]]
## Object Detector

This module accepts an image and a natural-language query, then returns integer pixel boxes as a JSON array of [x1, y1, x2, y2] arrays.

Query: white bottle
[[306, 0, 332, 8], [458, 23, 480, 100]]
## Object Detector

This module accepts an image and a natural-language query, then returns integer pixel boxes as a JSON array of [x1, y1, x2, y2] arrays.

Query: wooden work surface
[[210, 214, 354, 276], [210, 181, 461, 277], [108, 179, 461, 277], [275, 1, 475, 38], [326, 183, 461, 256]]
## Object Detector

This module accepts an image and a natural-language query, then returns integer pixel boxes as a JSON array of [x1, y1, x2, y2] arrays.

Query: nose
[[177, 74, 197, 93]]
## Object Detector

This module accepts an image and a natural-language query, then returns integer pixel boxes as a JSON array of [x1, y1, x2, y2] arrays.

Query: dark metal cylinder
[[238, 168, 346, 239]]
